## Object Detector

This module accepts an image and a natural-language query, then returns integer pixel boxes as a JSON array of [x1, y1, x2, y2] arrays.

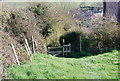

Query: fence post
[[69, 43, 71, 52], [24, 43, 32, 61], [69, 43, 71, 56], [34, 41, 38, 53], [65, 47, 67, 57], [10, 44, 20, 66], [24, 37, 32, 54], [66, 44, 68, 57], [24, 37, 32, 61], [62, 39, 65, 56], [98, 41, 101, 50], [32, 36, 35, 54], [80, 36, 82, 52]]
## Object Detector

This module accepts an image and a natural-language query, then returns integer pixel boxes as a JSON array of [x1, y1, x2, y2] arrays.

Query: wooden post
[[24, 37, 32, 61], [32, 36, 35, 54], [80, 36, 82, 52], [98, 41, 101, 50], [24, 37, 32, 54], [34, 41, 38, 53], [69, 43, 71, 52], [70, 43, 71, 52], [65, 46, 67, 57], [66, 45, 67, 57], [24, 43, 32, 61], [10, 44, 20, 66], [67, 43, 71, 57], [62, 39, 65, 56], [66, 44, 69, 57]]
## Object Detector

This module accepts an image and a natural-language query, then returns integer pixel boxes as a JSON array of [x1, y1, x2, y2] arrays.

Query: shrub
[[34, 4, 48, 16], [42, 23, 53, 37], [81, 20, 120, 53]]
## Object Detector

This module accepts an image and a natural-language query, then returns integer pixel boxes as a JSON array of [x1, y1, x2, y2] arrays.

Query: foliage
[[42, 23, 52, 37], [43, 3, 78, 46], [34, 4, 47, 16], [8, 50, 119, 79], [86, 21, 120, 52], [60, 32, 83, 52], [42, 3, 120, 54], [33, 4, 53, 38]]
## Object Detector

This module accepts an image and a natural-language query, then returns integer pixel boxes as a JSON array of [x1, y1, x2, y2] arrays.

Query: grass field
[[7, 50, 119, 79]]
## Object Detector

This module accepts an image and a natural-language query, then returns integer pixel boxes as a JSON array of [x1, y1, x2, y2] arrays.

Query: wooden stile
[[47, 38, 71, 57]]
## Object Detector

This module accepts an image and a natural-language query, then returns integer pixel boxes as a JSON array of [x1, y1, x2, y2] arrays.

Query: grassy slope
[[8, 50, 119, 79]]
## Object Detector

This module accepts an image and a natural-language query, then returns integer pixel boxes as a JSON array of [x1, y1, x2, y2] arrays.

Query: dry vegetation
[[1, 3, 48, 78]]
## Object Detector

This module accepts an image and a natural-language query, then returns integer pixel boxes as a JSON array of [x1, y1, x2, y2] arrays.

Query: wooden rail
[[48, 51, 62, 53], [48, 46, 63, 49]]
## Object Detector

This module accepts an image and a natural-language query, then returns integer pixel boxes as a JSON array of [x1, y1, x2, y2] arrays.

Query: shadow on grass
[[51, 49, 119, 58]]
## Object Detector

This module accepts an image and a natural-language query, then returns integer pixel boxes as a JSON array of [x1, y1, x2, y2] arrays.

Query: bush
[[42, 23, 52, 37], [59, 19, 120, 56], [59, 32, 84, 52], [34, 4, 47, 16]]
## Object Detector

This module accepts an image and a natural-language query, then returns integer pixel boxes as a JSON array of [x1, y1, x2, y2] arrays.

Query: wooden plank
[[63, 51, 71, 53], [48, 44, 71, 49], [53, 52, 61, 56], [63, 44, 71, 47], [48, 50, 70, 54], [48, 51, 62, 53], [10, 44, 20, 66], [48, 46, 63, 49]]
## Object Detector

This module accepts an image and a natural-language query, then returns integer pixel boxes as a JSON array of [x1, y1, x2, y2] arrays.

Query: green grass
[[7, 50, 119, 79]]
